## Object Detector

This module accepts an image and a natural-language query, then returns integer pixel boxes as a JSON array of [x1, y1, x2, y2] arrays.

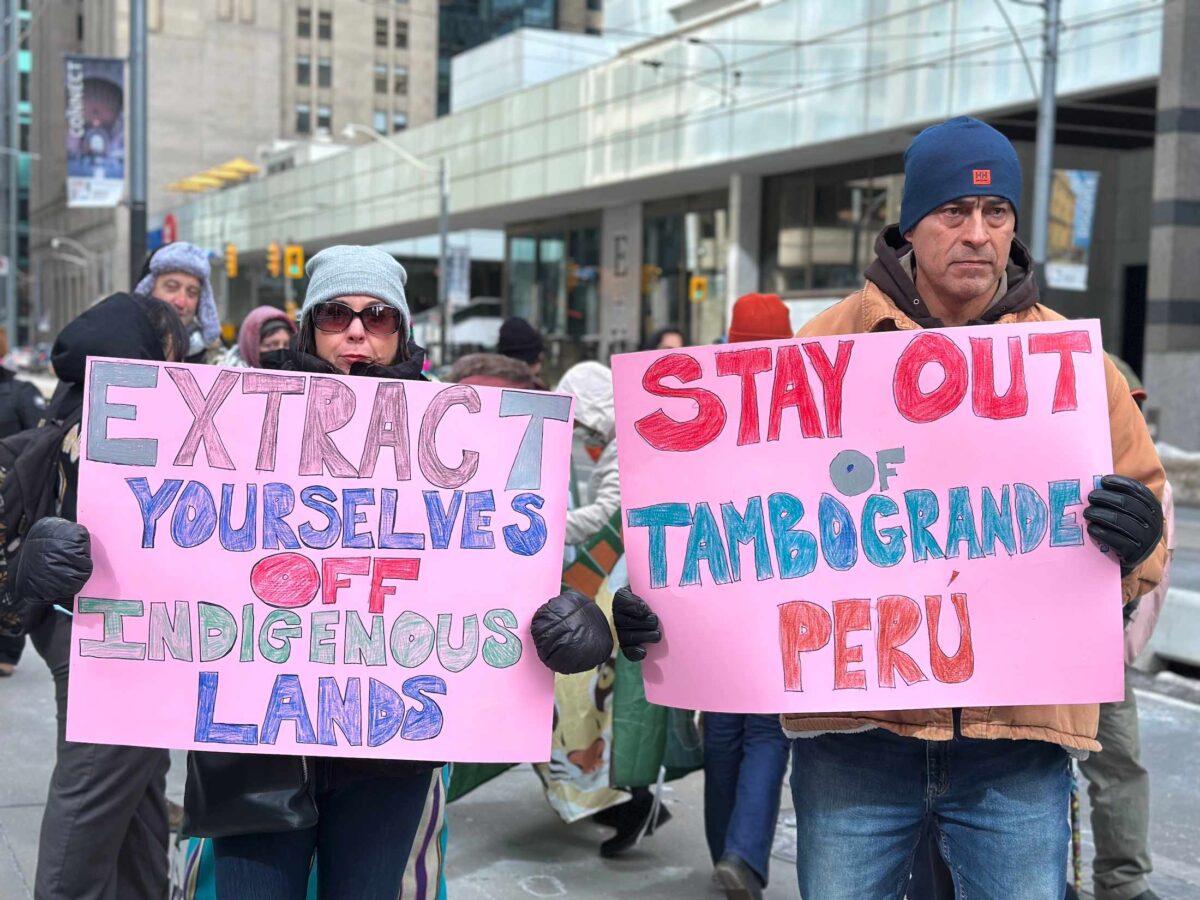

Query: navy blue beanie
[[900, 117, 1022, 235]]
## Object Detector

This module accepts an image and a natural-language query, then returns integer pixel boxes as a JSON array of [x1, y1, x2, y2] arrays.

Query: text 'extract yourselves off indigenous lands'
[[66, 358, 574, 762], [611, 320, 1126, 715]]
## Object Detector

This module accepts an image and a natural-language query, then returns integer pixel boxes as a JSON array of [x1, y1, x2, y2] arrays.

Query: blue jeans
[[213, 770, 433, 900], [790, 728, 1070, 900], [704, 712, 791, 885]]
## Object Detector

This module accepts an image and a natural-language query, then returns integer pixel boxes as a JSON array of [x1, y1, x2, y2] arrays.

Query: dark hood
[[864, 225, 1040, 329], [51, 292, 166, 386], [260, 340, 427, 382]]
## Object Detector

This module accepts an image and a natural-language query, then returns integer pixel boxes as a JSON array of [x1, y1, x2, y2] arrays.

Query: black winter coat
[[0, 368, 45, 439], [183, 344, 440, 840]]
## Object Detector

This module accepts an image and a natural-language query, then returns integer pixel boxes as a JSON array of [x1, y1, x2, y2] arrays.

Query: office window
[[218, 0, 233, 21], [392, 112, 407, 133], [295, 103, 311, 134], [317, 57, 332, 88], [373, 110, 387, 134], [239, 0, 257, 24], [318, 10, 332, 40], [393, 65, 407, 96], [296, 54, 310, 86], [395, 19, 407, 48], [374, 63, 388, 93], [317, 104, 332, 131], [297, 8, 311, 37], [375, 16, 388, 46], [587, 0, 602, 9]]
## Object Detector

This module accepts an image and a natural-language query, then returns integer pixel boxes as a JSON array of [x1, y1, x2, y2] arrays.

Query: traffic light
[[284, 244, 305, 280], [225, 243, 238, 279], [689, 275, 709, 303], [266, 241, 282, 278]]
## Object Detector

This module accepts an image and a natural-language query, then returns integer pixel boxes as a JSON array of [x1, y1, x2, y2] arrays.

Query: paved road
[[2, 645, 1199, 899]]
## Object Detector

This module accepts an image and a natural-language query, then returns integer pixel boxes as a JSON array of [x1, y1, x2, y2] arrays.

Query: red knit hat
[[728, 293, 793, 344]]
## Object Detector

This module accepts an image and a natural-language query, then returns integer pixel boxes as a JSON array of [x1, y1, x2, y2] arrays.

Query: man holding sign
[[604, 118, 1166, 899]]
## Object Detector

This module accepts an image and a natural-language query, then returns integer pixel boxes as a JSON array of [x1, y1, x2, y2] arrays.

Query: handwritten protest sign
[[612, 320, 1125, 713], [68, 358, 572, 762]]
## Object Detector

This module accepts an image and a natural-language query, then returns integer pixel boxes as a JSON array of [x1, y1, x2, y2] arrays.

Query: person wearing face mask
[[134, 242, 224, 365], [223, 305, 297, 368]]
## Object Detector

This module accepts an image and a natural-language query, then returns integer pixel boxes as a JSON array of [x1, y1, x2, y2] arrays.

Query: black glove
[[530, 590, 614, 675], [15, 517, 93, 609], [1083, 475, 1163, 577], [613, 587, 662, 662]]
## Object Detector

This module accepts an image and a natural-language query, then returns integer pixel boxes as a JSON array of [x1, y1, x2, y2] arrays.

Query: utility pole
[[437, 157, 450, 368], [128, 0, 147, 282], [5, 0, 19, 345], [1029, 0, 1060, 266]]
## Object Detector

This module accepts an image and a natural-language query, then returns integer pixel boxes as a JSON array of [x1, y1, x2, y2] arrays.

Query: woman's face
[[312, 294, 401, 374], [258, 327, 292, 356]]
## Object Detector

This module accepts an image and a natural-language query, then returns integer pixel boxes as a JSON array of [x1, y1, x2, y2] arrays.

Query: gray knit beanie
[[300, 245, 410, 328]]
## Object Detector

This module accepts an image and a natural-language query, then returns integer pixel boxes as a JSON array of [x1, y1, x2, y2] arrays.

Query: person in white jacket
[[558, 361, 622, 547]]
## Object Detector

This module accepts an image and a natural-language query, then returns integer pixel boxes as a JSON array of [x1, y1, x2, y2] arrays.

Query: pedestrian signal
[[689, 275, 709, 303], [266, 241, 282, 278], [225, 243, 238, 279], [284, 245, 305, 280]]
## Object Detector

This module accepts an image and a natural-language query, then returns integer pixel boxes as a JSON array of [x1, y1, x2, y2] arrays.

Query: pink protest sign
[[68, 358, 573, 762], [611, 320, 1125, 714]]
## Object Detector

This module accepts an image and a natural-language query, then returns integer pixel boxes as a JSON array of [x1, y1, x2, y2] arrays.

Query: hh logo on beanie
[[973, 169, 992, 186]]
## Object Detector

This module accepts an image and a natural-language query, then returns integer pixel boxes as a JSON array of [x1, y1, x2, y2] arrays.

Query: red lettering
[[893, 333, 969, 424], [970, 336, 1029, 419], [1029, 330, 1092, 413], [634, 353, 727, 452], [875, 595, 928, 688], [250, 552, 320, 608], [767, 346, 824, 441], [715, 347, 772, 446], [321, 557, 370, 605], [802, 340, 854, 438], [368, 558, 421, 613], [925, 592, 974, 684], [833, 598, 870, 690], [778, 601, 832, 692]]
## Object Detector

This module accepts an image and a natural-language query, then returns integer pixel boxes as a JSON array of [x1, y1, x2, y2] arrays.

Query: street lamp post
[[341, 124, 451, 367]]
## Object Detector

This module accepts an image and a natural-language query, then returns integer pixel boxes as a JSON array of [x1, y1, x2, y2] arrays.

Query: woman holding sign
[[181, 246, 444, 898], [24, 245, 615, 900]]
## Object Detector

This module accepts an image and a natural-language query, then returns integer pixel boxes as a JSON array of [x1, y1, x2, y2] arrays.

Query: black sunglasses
[[312, 301, 403, 336]]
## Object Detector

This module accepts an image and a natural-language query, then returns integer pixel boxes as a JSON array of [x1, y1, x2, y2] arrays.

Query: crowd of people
[[0, 117, 1174, 900]]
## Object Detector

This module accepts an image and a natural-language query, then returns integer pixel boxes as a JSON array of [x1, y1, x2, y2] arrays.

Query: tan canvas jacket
[[780, 280, 1167, 753]]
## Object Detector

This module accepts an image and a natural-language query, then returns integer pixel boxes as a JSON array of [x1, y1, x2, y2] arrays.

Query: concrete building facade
[[150, 0, 1199, 448]]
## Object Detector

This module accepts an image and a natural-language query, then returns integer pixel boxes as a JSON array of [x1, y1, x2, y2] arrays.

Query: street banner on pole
[[68, 359, 574, 761], [1044, 170, 1100, 292], [446, 245, 471, 308], [64, 55, 125, 208], [611, 320, 1125, 714]]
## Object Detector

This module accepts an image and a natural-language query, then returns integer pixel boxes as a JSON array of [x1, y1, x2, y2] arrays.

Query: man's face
[[905, 196, 1015, 305], [153, 272, 202, 326]]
